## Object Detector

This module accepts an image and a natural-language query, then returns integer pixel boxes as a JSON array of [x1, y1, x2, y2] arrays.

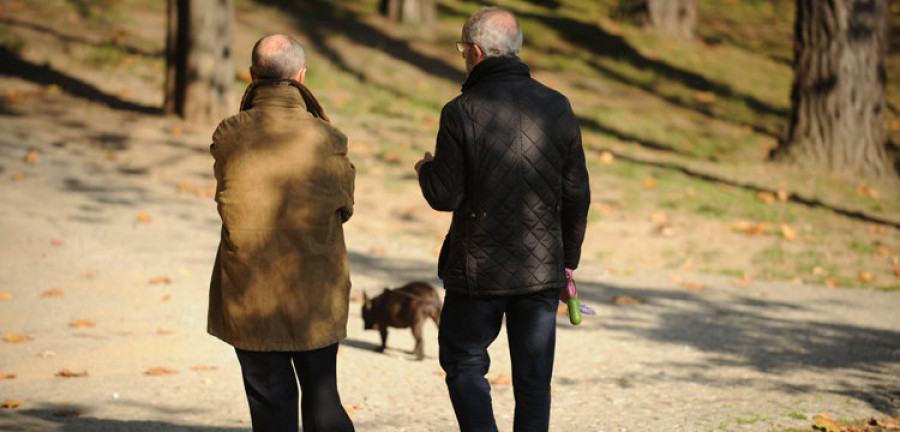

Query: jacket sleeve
[[561, 106, 591, 270], [418, 102, 467, 212]]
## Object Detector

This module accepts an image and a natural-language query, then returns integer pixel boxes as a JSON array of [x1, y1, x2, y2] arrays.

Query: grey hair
[[251, 34, 306, 80], [463, 7, 522, 58]]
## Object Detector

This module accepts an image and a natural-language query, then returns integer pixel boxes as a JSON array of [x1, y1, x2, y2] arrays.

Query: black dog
[[362, 281, 442, 360]]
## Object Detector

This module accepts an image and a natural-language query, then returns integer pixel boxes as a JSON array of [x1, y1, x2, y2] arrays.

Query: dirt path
[[0, 80, 898, 432]]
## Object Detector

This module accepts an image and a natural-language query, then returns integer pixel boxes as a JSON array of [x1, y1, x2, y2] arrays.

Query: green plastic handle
[[568, 297, 582, 325]]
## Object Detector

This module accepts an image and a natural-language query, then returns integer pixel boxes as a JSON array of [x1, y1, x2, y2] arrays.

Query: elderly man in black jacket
[[415, 6, 591, 432]]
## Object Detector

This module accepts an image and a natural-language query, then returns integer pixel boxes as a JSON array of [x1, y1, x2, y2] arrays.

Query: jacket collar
[[461, 57, 530, 93], [239, 79, 329, 122]]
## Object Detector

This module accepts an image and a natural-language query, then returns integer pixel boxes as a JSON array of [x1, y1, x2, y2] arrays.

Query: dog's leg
[[411, 318, 425, 361], [378, 328, 388, 353]]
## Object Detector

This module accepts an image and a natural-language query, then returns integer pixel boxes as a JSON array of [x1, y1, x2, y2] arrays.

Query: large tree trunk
[[164, 0, 235, 123], [379, 0, 435, 26], [772, 0, 891, 179], [613, 0, 697, 40]]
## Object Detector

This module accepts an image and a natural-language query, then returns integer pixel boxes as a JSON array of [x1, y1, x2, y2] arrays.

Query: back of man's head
[[251, 34, 306, 80], [464, 7, 522, 59]]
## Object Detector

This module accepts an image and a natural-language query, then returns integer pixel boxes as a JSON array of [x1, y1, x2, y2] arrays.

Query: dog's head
[[361, 288, 390, 330]]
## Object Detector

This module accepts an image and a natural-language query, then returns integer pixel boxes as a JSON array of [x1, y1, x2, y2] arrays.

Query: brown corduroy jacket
[[207, 82, 355, 352]]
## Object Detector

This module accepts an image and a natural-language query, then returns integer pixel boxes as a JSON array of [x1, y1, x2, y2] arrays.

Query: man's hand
[[414, 151, 433, 175]]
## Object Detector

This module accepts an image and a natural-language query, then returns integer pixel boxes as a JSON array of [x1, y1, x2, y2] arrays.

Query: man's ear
[[296, 67, 307, 84], [249, 67, 256, 82], [472, 44, 486, 62]]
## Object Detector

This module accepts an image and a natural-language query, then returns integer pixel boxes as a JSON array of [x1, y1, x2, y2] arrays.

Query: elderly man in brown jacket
[[208, 34, 355, 432]]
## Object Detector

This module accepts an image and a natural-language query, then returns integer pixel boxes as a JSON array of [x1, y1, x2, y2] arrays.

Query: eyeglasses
[[455, 41, 473, 53]]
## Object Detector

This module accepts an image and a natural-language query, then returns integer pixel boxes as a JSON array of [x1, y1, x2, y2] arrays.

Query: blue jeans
[[439, 288, 558, 432], [235, 344, 354, 432]]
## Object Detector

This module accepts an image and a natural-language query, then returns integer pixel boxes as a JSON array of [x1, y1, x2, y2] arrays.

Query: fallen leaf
[[488, 373, 512, 385], [161, 294, 172, 302], [776, 190, 789, 201], [756, 191, 776, 204], [641, 177, 657, 188], [649, 213, 667, 223], [780, 224, 797, 240], [382, 152, 402, 164], [599, 151, 614, 164], [746, 222, 770, 235], [10, 173, 26, 181], [190, 365, 219, 371], [731, 275, 752, 287], [609, 295, 647, 305], [41, 289, 65, 297], [149, 276, 171, 285], [857, 183, 879, 199], [857, 271, 877, 283], [0, 292, 12, 301], [0, 373, 15, 380], [894, 268, 900, 278], [693, 91, 716, 103], [156, 328, 173, 335], [825, 278, 838, 288], [668, 274, 684, 283], [893, 119, 900, 132], [56, 369, 88, 378], [0, 400, 23, 409], [69, 319, 96, 328], [344, 405, 363, 413], [877, 416, 900, 428], [682, 282, 707, 291], [137, 212, 152, 223], [5, 333, 29, 343], [23, 149, 38, 163], [876, 245, 892, 256], [812, 413, 842, 432], [556, 304, 568, 315], [177, 183, 197, 193], [145, 367, 178, 376]]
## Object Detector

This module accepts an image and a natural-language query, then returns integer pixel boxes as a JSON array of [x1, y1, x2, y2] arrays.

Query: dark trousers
[[235, 343, 354, 432], [439, 288, 558, 432]]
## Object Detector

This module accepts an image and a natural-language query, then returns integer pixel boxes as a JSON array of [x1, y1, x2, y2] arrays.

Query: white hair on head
[[251, 34, 306, 80], [464, 7, 522, 58]]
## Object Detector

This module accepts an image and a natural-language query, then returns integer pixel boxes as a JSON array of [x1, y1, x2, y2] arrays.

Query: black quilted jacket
[[418, 57, 591, 296]]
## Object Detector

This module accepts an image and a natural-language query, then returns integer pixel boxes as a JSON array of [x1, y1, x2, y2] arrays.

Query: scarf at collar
[[461, 57, 530, 93], [239, 79, 329, 122]]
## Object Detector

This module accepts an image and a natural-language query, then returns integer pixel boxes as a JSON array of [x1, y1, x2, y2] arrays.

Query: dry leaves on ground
[[56, 369, 88, 378], [1, 400, 24, 409], [5, 333, 30, 343], [69, 319, 96, 328], [609, 294, 647, 305], [488, 373, 511, 385], [145, 367, 178, 376], [41, 289, 65, 297]]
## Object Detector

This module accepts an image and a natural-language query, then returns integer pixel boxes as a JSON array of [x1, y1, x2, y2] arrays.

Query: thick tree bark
[[164, 0, 235, 123], [379, 0, 435, 26], [773, 0, 891, 179], [613, 0, 697, 40]]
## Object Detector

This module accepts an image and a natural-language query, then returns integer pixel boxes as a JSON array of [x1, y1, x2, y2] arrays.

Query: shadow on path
[[570, 277, 900, 415], [0, 46, 160, 115], [0, 405, 248, 432]]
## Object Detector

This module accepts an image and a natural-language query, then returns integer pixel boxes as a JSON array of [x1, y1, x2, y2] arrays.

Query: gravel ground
[[1, 83, 899, 432]]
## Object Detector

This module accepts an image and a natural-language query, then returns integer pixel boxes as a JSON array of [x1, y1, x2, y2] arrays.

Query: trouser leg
[[292, 343, 355, 432], [235, 349, 299, 432], [439, 290, 506, 432], [506, 288, 558, 432]]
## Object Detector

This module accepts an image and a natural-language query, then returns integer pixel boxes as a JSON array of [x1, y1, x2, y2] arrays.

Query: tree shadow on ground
[[605, 149, 900, 228], [570, 277, 900, 416], [251, 0, 465, 86], [0, 46, 160, 115], [0, 405, 248, 432], [511, 9, 787, 138]]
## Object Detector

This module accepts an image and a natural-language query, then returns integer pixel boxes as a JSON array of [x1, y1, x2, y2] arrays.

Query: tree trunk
[[772, 0, 891, 179], [613, 0, 697, 40], [164, 0, 235, 123], [379, 0, 435, 26], [647, 0, 697, 40]]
